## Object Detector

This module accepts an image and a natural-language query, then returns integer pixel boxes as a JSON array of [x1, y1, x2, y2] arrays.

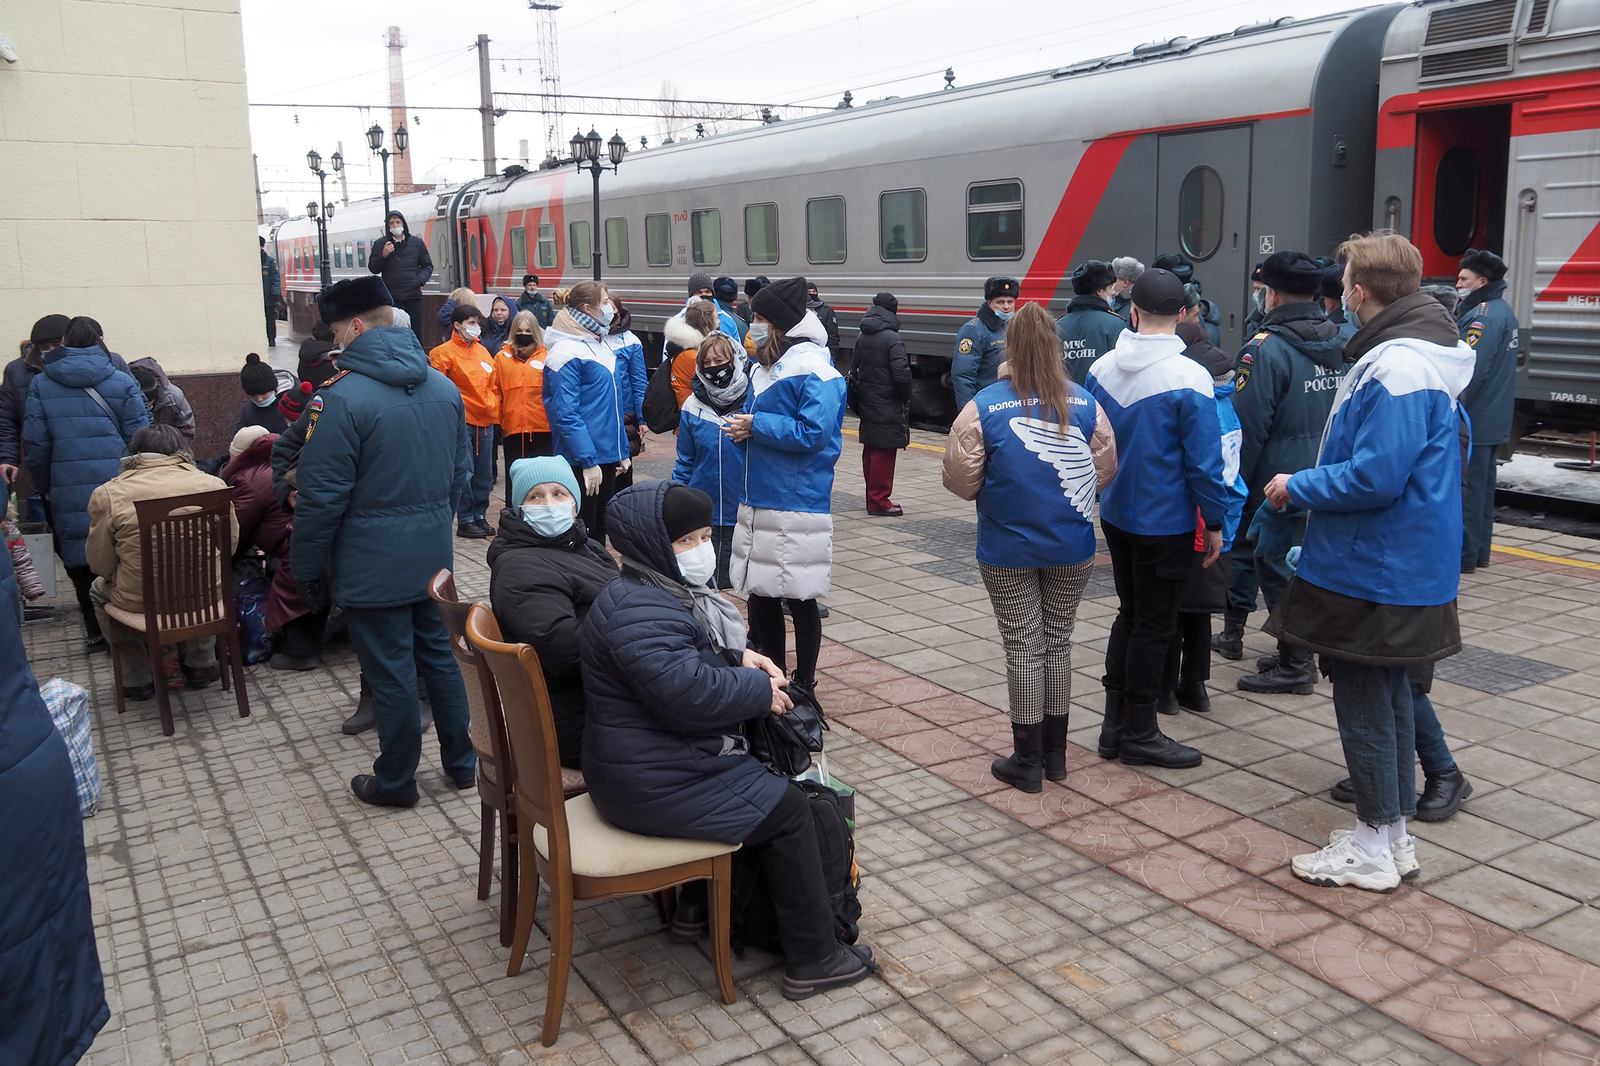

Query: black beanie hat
[[713, 276, 738, 302], [687, 271, 714, 296], [30, 314, 70, 347], [1460, 248, 1507, 283], [1152, 253, 1194, 285], [318, 275, 394, 325], [1131, 268, 1187, 315], [745, 276, 770, 298], [983, 276, 1020, 301], [662, 484, 714, 542], [240, 352, 278, 395], [1260, 251, 1324, 296], [1071, 260, 1116, 296], [1320, 266, 1345, 301], [872, 292, 899, 313], [750, 276, 810, 333]]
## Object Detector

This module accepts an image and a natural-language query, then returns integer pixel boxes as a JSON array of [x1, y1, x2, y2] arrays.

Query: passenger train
[[265, 0, 1600, 430]]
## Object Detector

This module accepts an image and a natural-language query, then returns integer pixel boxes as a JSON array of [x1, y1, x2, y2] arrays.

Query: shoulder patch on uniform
[[958, 338, 974, 355], [1238, 350, 1254, 366], [321, 369, 350, 387], [1465, 324, 1484, 348], [304, 396, 323, 442], [1235, 363, 1252, 392], [1253, 331, 1270, 343]]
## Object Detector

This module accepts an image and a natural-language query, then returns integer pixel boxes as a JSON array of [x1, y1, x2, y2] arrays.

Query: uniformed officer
[[1056, 260, 1128, 385], [951, 276, 1017, 410], [1455, 248, 1519, 573], [1110, 257, 1144, 322], [1153, 253, 1221, 346], [1223, 251, 1348, 695], [1244, 262, 1267, 337], [292, 275, 477, 808]]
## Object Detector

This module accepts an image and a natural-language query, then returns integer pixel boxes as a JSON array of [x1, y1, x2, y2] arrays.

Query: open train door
[[462, 215, 491, 293], [1410, 106, 1510, 278], [1156, 126, 1253, 352]]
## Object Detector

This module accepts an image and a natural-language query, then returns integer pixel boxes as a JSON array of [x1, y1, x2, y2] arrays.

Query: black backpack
[[730, 780, 862, 954], [643, 357, 682, 434]]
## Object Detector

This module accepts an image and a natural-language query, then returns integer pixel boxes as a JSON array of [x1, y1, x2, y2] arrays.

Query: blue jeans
[[1412, 684, 1456, 776], [460, 424, 497, 524], [345, 600, 475, 801], [1329, 658, 1417, 826]]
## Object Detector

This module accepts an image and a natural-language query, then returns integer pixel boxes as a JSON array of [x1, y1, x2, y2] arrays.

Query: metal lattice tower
[[528, 2, 563, 162]]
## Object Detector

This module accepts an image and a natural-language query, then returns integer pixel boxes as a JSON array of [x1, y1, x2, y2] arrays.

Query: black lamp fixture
[[570, 128, 624, 282], [368, 123, 408, 216], [306, 149, 336, 287]]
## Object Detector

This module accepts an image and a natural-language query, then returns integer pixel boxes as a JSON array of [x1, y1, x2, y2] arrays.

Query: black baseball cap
[[30, 314, 70, 346], [1131, 268, 1187, 315]]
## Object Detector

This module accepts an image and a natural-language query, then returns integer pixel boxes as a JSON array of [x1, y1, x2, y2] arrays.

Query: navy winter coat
[[1232, 303, 1347, 503], [22, 347, 149, 567], [579, 480, 784, 843], [0, 547, 109, 1066], [1456, 280, 1520, 445], [291, 325, 471, 608], [3, 348, 130, 468], [1057, 295, 1127, 385], [366, 213, 434, 302]]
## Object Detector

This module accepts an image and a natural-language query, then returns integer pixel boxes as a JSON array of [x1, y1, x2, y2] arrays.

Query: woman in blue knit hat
[[487, 456, 618, 767]]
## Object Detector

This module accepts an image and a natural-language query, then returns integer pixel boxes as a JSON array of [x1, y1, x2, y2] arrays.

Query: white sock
[[1388, 817, 1408, 845], [1351, 821, 1388, 858]]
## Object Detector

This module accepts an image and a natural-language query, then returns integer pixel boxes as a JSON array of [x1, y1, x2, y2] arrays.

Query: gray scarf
[[620, 556, 748, 653]]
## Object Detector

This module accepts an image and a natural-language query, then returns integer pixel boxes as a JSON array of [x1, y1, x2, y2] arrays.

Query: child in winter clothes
[[672, 333, 749, 589], [493, 310, 553, 502], [5, 498, 45, 623], [430, 303, 500, 538], [233, 352, 289, 435]]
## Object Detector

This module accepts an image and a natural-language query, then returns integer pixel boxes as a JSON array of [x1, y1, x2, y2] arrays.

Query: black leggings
[[746, 595, 821, 687], [65, 565, 100, 639]]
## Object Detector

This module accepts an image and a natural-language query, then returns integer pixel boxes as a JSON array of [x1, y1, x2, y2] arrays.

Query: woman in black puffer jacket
[[850, 293, 912, 516]]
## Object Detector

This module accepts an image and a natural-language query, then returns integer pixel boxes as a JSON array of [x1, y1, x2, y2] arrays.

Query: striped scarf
[[570, 309, 606, 338]]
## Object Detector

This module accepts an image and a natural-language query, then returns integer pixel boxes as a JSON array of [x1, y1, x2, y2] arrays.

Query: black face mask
[[703, 362, 736, 389], [513, 334, 536, 348]]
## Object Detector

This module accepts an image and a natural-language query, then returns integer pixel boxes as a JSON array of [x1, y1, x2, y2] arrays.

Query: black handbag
[[745, 681, 829, 776]]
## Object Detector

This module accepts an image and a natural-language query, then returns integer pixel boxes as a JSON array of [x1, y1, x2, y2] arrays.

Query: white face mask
[[675, 540, 717, 586], [1455, 287, 1474, 303], [749, 323, 770, 345], [389, 226, 404, 239], [461, 323, 482, 341]]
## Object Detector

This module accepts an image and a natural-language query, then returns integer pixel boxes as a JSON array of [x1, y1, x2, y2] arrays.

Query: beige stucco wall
[[0, 0, 263, 373]]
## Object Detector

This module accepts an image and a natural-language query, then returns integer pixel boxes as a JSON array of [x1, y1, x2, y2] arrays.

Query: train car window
[[536, 224, 557, 269], [570, 221, 592, 268], [1178, 167, 1224, 262], [334, 245, 343, 269], [345, 242, 355, 268], [967, 181, 1023, 260], [1433, 146, 1480, 256], [806, 197, 846, 265], [691, 209, 721, 267], [605, 218, 629, 268], [357, 240, 368, 265], [510, 226, 527, 272], [880, 189, 927, 262], [745, 203, 779, 265], [645, 213, 671, 267], [470, 232, 481, 272]]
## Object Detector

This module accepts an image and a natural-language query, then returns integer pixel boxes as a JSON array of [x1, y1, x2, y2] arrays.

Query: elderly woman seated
[[578, 480, 874, 1000], [86, 424, 238, 701], [488, 456, 618, 768]]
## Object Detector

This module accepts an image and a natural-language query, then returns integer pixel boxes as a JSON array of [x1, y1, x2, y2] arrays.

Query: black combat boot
[[1211, 610, 1246, 661], [1237, 644, 1316, 695], [1042, 715, 1069, 782], [1416, 768, 1473, 822], [1118, 699, 1203, 769], [342, 678, 376, 735], [1157, 689, 1180, 716], [1097, 685, 1123, 760], [1176, 679, 1211, 713], [992, 721, 1044, 793]]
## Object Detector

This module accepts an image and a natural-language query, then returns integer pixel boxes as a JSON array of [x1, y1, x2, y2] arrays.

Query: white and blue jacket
[[1086, 330, 1229, 537], [611, 327, 647, 422], [673, 392, 746, 526], [543, 318, 632, 468], [1213, 377, 1248, 552], [1287, 334, 1475, 607], [740, 313, 846, 514]]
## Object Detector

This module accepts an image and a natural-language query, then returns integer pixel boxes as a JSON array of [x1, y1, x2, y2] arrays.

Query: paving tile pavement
[[21, 421, 1598, 1063]]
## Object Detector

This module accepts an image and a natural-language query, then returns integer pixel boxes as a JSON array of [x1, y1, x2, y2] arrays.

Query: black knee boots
[[1097, 687, 1123, 760], [1042, 716, 1069, 782], [993, 721, 1044, 793]]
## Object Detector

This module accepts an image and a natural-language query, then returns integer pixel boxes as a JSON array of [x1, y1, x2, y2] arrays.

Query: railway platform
[[29, 420, 1600, 1065]]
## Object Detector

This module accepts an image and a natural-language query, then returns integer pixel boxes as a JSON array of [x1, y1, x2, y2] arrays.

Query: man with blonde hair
[[1263, 231, 1474, 892]]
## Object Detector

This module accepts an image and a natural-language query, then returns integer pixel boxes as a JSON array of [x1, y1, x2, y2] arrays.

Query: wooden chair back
[[466, 605, 570, 861], [133, 489, 236, 642], [429, 570, 513, 784]]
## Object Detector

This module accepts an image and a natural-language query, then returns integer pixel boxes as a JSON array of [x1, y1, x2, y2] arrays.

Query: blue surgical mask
[[595, 302, 616, 328], [1340, 292, 1361, 326], [521, 503, 575, 537], [749, 324, 770, 345], [994, 309, 1013, 322], [252, 393, 278, 408]]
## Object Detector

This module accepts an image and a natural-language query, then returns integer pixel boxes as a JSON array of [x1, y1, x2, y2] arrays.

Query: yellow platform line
[[842, 425, 945, 454], [1492, 543, 1600, 572]]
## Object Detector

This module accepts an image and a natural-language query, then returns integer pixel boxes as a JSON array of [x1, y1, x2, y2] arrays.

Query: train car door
[[1411, 107, 1510, 279], [463, 216, 490, 292], [1156, 126, 1253, 352]]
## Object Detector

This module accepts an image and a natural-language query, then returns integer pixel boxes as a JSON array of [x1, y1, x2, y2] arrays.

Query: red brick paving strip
[[818, 638, 1600, 1063]]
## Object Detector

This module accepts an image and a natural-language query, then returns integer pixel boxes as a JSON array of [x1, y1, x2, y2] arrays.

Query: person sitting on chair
[[579, 480, 876, 1000], [86, 424, 238, 701]]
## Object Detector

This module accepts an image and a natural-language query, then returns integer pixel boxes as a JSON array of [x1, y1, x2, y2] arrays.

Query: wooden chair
[[466, 604, 737, 1046], [428, 570, 587, 948], [104, 489, 249, 736]]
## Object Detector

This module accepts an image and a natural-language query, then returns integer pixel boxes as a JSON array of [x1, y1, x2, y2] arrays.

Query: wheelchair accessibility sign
[[1259, 235, 1276, 255]]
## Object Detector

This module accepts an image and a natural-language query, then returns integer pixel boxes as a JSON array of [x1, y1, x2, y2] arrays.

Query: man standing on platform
[[952, 276, 1016, 410], [1454, 248, 1518, 573], [292, 276, 476, 808], [260, 237, 281, 348]]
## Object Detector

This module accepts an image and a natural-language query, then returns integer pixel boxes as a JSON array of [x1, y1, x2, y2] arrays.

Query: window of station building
[[745, 202, 779, 265], [510, 226, 527, 272], [879, 188, 927, 262], [1178, 166, 1224, 262], [1433, 146, 1480, 256], [570, 220, 592, 268], [806, 196, 846, 264], [967, 181, 1023, 260], [645, 212, 671, 267], [691, 208, 721, 267], [605, 217, 629, 268], [536, 223, 557, 269], [345, 241, 355, 268]]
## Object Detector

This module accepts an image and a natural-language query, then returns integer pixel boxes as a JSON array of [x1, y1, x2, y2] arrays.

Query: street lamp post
[[367, 123, 409, 218], [306, 148, 342, 289], [570, 128, 626, 283]]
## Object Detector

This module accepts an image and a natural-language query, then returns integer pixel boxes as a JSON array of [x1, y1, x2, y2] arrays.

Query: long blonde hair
[[506, 309, 544, 354], [1006, 302, 1072, 427], [447, 286, 478, 309]]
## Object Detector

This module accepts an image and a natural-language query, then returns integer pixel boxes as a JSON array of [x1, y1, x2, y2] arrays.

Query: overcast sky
[[243, 0, 1375, 217]]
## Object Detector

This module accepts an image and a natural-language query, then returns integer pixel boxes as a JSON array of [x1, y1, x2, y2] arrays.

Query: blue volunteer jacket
[[972, 380, 1102, 568], [741, 316, 846, 514], [1056, 296, 1127, 386], [290, 326, 471, 608], [611, 327, 647, 421], [1287, 335, 1476, 607], [951, 305, 1008, 410], [1086, 330, 1229, 536], [543, 321, 633, 468], [1456, 281, 1519, 445], [673, 393, 746, 526], [1213, 377, 1248, 552]]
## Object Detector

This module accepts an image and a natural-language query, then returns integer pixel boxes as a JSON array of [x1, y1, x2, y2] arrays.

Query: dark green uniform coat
[[1056, 295, 1127, 385]]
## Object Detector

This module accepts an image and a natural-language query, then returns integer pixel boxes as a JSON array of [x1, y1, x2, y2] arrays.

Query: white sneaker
[[1330, 829, 1418, 881], [1290, 834, 1401, 893]]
